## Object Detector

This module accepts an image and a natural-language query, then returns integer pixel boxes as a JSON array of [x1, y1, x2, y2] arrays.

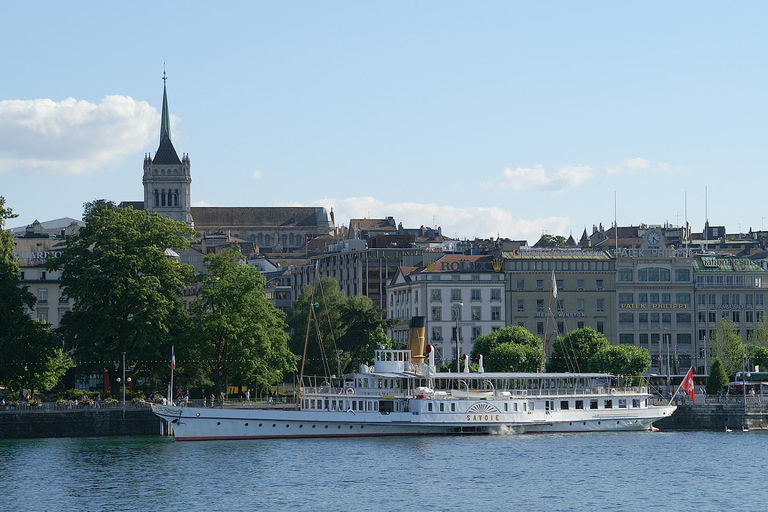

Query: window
[[431, 307, 441, 321], [536, 280, 544, 291], [708, 294, 716, 306], [747, 311, 754, 323], [471, 326, 482, 341], [708, 312, 716, 323], [650, 293, 659, 304], [431, 327, 442, 341], [619, 313, 634, 327], [491, 306, 501, 321], [577, 279, 584, 290], [638, 293, 648, 303], [675, 269, 691, 282], [471, 289, 481, 301], [676, 313, 691, 325], [639, 333, 649, 346], [537, 322, 544, 335], [471, 307, 481, 321], [605, 399, 613, 409], [732, 311, 740, 323], [577, 321, 585, 329], [557, 322, 564, 334], [618, 269, 633, 281], [556, 279, 564, 291], [721, 294, 729, 306], [596, 322, 604, 333], [596, 279, 604, 290], [537, 299, 544, 311], [596, 299, 604, 312], [619, 293, 633, 304], [431, 289, 441, 301], [560, 401, 569, 410], [637, 267, 671, 282], [732, 294, 740, 306], [516, 279, 525, 291], [662, 313, 671, 326], [619, 333, 634, 345], [451, 289, 461, 301], [698, 295, 705, 306], [517, 299, 525, 312], [676, 293, 691, 305], [451, 307, 461, 321], [677, 333, 692, 345], [37, 289, 48, 303], [491, 288, 501, 301], [758, 294, 764, 306], [638, 312, 648, 324], [37, 310, 48, 323], [662, 293, 671, 304], [577, 299, 585, 311]]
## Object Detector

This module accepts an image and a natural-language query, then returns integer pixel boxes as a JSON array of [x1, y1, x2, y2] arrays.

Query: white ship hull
[[153, 402, 676, 441]]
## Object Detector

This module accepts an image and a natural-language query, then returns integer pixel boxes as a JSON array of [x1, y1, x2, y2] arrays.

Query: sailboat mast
[[296, 263, 319, 410]]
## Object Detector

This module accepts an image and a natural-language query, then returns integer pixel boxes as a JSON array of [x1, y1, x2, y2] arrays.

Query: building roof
[[191, 206, 334, 229]]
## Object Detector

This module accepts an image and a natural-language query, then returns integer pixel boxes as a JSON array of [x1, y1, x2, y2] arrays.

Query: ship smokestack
[[406, 316, 426, 365]]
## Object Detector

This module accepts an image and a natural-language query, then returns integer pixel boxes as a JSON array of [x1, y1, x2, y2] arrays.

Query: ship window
[[604, 399, 613, 409], [428, 403, 433, 412], [440, 403, 445, 412], [619, 399, 627, 409], [352, 401, 357, 411], [560, 401, 569, 410], [451, 403, 456, 412], [590, 400, 598, 409], [575, 400, 584, 410], [633, 399, 641, 408], [324, 400, 329, 410], [504, 403, 508, 412], [358, 400, 363, 410], [514, 403, 518, 412]]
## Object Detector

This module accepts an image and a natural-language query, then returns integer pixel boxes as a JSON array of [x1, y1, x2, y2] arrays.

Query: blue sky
[[2, 2, 767, 241]]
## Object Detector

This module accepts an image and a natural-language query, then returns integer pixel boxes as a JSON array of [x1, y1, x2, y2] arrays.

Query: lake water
[[2, 431, 767, 511]]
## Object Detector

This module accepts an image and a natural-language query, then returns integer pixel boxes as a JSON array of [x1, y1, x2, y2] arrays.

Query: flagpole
[[169, 346, 175, 405], [668, 367, 694, 406], [542, 270, 557, 372]]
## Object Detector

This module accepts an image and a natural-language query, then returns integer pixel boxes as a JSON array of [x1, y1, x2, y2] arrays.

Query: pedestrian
[[94, 394, 101, 408], [245, 389, 250, 402], [210, 394, 216, 408]]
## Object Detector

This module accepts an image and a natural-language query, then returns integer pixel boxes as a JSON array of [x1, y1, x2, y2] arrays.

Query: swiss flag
[[680, 367, 695, 402]]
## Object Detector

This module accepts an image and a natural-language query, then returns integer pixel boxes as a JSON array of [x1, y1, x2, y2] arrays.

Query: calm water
[[2, 431, 766, 511]]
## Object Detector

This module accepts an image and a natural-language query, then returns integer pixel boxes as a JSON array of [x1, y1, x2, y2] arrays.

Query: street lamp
[[116, 351, 131, 418], [453, 302, 463, 372]]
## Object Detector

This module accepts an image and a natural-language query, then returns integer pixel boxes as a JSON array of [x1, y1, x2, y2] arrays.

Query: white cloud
[[278, 196, 572, 243], [0, 96, 159, 175], [482, 164, 595, 193], [606, 157, 683, 175], [252, 170, 263, 179]]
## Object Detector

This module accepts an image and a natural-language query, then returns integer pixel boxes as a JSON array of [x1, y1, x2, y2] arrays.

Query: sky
[[2, 2, 768, 242]]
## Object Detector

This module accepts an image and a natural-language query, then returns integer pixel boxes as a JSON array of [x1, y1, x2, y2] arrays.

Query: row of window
[[516, 278, 604, 292], [431, 325, 498, 341], [619, 292, 691, 304], [618, 332, 692, 345], [618, 312, 692, 325], [696, 274, 763, 288], [430, 288, 502, 301], [152, 189, 180, 207], [618, 267, 691, 282], [508, 261, 611, 271], [696, 293, 764, 306], [698, 310, 764, 325], [431, 306, 503, 322]]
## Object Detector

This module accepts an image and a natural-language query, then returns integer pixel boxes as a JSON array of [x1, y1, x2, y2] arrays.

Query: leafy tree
[[706, 358, 729, 395], [0, 197, 70, 393], [547, 327, 610, 372], [48, 201, 195, 388], [747, 316, 768, 348], [287, 276, 393, 377], [189, 249, 296, 395], [710, 317, 744, 376], [588, 345, 650, 379], [747, 345, 768, 372], [539, 234, 568, 247], [471, 326, 542, 372]]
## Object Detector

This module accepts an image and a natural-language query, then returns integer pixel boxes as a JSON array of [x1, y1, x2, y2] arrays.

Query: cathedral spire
[[160, 68, 171, 144]]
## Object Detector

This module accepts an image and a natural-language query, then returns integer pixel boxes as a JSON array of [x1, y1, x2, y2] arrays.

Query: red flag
[[171, 346, 176, 370], [680, 367, 695, 402]]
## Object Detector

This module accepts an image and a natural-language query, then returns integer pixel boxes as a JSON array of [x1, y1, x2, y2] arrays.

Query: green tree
[[747, 316, 768, 348], [747, 345, 768, 372], [471, 326, 542, 372], [588, 345, 651, 380], [710, 317, 744, 376], [288, 276, 393, 377], [0, 197, 70, 393], [538, 234, 569, 248], [48, 201, 195, 388], [547, 327, 610, 372], [706, 357, 729, 395], [189, 249, 296, 395]]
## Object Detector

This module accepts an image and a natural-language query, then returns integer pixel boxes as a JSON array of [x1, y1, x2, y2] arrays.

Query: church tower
[[143, 72, 193, 226]]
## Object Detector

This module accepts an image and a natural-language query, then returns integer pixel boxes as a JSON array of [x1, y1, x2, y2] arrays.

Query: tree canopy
[[547, 327, 610, 373], [706, 358, 728, 395], [189, 249, 296, 395], [471, 326, 542, 372], [710, 317, 745, 376], [48, 201, 195, 385], [288, 276, 393, 377]]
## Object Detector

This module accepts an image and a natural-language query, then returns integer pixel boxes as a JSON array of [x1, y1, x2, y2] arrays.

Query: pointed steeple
[[160, 69, 171, 144], [153, 69, 181, 165]]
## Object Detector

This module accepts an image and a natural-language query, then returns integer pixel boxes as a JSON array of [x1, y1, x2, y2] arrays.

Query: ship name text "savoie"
[[467, 414, 500, 422]]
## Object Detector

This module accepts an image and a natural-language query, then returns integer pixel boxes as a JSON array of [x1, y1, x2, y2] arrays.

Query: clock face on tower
[[647, 232, 660, 245]]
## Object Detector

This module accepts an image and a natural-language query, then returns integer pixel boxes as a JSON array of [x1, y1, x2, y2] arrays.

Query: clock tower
[[142, 72, 193, 226]]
